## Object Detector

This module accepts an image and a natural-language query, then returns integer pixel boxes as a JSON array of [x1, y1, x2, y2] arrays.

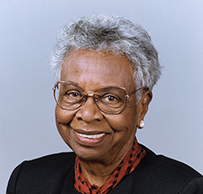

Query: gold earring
[[138, 120, 144, 129]]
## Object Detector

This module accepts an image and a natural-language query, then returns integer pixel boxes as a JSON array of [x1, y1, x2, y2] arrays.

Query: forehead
[[61, 50, 136, 90]]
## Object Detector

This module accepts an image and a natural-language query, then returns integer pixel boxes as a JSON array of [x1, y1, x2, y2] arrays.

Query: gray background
[[1, 0, 203, 193]]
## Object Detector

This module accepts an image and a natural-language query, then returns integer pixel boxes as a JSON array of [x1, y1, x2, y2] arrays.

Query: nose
[[75, 96, 103, 123]]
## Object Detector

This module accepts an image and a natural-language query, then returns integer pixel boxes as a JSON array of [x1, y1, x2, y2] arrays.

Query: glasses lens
[[53, 82, 128, 114], [95, 87, 127, 114], [54, 82, 84, 110]]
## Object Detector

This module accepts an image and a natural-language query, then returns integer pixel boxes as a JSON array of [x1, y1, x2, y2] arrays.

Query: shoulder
[[132, 145, 203, 193], [22, 151, 76, 168], [141, 145, 202, 179], [111, 145, 203, 194], [7, 152, 76, 194], [16, 152, 76, 176]]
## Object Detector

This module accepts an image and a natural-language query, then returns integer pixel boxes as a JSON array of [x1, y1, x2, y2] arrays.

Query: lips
[[76, 132, 105, 139], [70, 126, 108, 145]]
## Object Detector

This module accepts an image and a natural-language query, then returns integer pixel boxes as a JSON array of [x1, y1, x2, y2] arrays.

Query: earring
[[138, 120, 144, 129]]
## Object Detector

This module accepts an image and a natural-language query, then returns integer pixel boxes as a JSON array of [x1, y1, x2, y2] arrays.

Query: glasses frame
[[52, 81, 142, 115]]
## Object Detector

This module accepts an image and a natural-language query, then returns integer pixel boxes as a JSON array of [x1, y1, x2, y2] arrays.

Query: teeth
[[76, 132, 105, 139]]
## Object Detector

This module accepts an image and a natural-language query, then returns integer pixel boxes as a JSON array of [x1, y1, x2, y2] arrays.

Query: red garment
[[74, 138, 146, 194]]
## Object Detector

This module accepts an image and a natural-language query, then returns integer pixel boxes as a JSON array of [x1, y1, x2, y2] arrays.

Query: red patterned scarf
[[74, 138, 146, 194]]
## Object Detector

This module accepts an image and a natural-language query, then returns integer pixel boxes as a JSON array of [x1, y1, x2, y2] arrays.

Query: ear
[[136, 90, 152, 128]]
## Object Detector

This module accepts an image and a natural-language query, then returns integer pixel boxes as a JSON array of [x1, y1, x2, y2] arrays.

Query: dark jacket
[[7, 146, 203, 194]]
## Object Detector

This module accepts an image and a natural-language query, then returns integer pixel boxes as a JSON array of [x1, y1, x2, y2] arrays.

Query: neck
[[78, 156, 122, 187], [78, 140, 134, 187]]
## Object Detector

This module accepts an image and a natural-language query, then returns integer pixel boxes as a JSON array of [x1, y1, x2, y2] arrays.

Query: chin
[[73, 146, 106, 162]]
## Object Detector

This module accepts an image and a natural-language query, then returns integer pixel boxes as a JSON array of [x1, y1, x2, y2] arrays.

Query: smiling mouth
[[75, 132, 105, 139]]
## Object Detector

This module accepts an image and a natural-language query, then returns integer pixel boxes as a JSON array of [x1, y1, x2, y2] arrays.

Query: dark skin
[[55, 50, 152, 186]]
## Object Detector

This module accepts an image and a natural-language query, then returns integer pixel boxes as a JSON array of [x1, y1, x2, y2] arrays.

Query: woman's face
[[55, 49, 142, 164]]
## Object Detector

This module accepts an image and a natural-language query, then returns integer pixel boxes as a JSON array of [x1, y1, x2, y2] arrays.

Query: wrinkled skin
[[55, 49, 152, 186]]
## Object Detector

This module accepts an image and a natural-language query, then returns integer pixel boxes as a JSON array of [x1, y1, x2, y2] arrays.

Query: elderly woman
[[7, 14, 203, 194]]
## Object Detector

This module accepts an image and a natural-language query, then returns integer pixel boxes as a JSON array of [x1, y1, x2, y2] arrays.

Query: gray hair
[[50, 14, 161, 91]]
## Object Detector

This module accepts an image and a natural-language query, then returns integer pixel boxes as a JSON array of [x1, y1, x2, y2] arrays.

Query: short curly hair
[[50, 14, 161, 90]]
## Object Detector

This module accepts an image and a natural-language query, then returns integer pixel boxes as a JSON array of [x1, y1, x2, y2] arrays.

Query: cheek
[[55, 106, 75, 124], [55, 106, 75, 148], [106, 109, 137, 133]]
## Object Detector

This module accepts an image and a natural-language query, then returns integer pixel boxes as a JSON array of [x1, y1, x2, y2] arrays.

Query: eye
[[101, 94, 120, 104], [106, 95, 117, 101], [65, 90, 83, 102], [67, 91, 80, 97]]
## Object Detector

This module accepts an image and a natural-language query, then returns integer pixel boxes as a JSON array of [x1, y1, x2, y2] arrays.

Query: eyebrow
[[64, 80, 79, 86], [61, 80, 128, 91]]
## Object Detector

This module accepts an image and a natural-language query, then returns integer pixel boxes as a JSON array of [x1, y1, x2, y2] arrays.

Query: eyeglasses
[[52, 81, 142, 114]]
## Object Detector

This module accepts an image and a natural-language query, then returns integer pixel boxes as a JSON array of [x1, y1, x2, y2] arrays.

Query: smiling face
[[55, 49, 143, 164]]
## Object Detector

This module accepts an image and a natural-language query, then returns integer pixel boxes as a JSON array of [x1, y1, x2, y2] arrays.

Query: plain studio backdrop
[[1, 1, 203, 193]]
